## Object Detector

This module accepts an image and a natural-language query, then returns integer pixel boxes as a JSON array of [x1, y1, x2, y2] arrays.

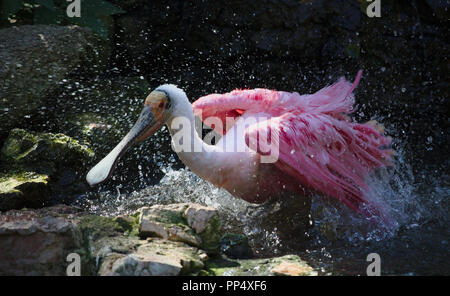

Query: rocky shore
[[0, 204, 316, 276]]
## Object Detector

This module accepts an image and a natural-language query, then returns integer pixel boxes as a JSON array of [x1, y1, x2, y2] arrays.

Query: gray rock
[[0, 205, 317, 276], [0, 205, 141, 275], [184, 203, 222, 254], [0, 205, 84, 276], [138, 203, 222, 254], [139, 203, 201, 246], [97, 238, 206, 276]]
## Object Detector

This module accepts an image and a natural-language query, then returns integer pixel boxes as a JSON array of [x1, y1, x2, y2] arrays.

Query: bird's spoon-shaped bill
[[86, 105, 162, 186]]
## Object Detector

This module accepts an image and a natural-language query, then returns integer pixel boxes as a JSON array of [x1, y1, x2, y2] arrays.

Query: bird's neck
[[166, 102, 217, 175]]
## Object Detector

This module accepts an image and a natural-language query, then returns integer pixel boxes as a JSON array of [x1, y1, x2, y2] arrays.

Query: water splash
[[74, 134, 449, 274]]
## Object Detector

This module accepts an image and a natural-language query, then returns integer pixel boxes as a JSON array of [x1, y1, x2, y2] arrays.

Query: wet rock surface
[[0, 203, 315, 276], [97, 238, 206, 276], [138, 203, 222, 254], [0, 205, 84, 275], [0, 129, 94, 211], [0, 171, 50, 212]]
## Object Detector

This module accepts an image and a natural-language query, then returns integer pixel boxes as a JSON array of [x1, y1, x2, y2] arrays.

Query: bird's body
[[87, 70, 393, 221], [169, 108, 304, 204]]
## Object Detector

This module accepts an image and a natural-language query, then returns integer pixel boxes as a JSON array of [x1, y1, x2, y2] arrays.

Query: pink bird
[[87, 70, 393, 221]]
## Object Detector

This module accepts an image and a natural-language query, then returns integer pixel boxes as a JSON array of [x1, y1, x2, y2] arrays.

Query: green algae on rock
[[0, 129, 94, 210], [1, 128, 94, 170], [0, 171, 49, 211], [205, 254, 317, 276]]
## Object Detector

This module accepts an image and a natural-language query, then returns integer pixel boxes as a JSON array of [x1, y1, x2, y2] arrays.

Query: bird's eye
[[158, 102, 164, 108]]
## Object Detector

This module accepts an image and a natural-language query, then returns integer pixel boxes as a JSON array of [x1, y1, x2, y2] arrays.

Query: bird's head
[[86, 84, 187, 186]]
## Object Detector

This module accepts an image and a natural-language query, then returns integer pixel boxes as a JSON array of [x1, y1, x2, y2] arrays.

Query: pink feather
[[193, 70, 393, 221]]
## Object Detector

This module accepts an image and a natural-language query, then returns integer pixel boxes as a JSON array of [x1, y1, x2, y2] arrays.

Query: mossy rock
[[0, 171, 49, 211], [205, 254, 317, 276], [76, 214, 140, 273], [196, 213, 222, 255], [78, 214, 139, 242], [1, 128, 94, 173], [138, 204, 202, 248], [0, 128, 94, 201]]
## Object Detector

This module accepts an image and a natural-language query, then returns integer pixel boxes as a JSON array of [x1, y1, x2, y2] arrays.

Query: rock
[[185, 203, 217, 233], [1, 129, 94, 173], [0, 205, 143, 275], [0, 171, 49, 211], [271, 261, 315, 276], [139, 203, 201, 247], [0, 204, 317, 276], [97, 238, 206, 276], [0, 129, 94, 210], [0, 205, 84, 275], [0, 204, 216, 276], [220, 233, 253, 259], [138, 203, 222, 254], [0, 25, 110, 138], [206, 254, 317, 276], [83, 214, 208, 276], [184, 203, 222, 254], [77, 214, 139, 242]]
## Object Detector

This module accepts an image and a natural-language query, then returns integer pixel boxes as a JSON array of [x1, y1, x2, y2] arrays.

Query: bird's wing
[[192, 70, 363, 134], [244, 111, 392, 216], [242, 70, 392, 218], [192, 88, 281, 135], [193, 71, 393, 218]]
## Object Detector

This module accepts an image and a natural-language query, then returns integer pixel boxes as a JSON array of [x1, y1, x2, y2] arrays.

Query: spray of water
[[76, 136, 448, 249]]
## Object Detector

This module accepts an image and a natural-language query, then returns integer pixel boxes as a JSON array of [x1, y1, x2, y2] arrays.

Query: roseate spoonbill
[[86, 71, 393, 220]]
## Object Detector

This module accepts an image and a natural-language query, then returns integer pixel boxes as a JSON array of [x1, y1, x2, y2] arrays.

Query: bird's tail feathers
[[303, 70, 363, 116]]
